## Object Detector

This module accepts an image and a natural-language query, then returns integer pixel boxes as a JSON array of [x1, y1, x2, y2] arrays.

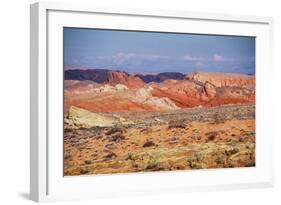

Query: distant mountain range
[[65, 69, 110, 83], [136, 72, 185, 83], [64, 69, 185, 84]]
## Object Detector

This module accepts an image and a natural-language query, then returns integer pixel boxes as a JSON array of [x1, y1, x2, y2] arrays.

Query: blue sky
[[64, 28, 255, 74]]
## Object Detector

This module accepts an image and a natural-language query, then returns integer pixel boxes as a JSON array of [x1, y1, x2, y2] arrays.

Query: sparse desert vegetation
[[64, 103, 255, 176]]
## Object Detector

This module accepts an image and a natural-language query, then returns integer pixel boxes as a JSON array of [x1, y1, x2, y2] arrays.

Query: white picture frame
[[30, 1, 274, 202]]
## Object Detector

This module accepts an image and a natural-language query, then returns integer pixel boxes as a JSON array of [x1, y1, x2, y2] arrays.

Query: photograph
[[63, 28, 256, 176]]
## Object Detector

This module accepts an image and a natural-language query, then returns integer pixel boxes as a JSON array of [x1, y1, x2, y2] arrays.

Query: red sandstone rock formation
[[64, 71, 255, 112], [151, 75, 255, 108], [107, 71, 144, 89], [186, 72, 255, 89]]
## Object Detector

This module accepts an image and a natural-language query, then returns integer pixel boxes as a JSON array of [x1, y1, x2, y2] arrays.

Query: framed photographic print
[[30, 2, 274, 202]]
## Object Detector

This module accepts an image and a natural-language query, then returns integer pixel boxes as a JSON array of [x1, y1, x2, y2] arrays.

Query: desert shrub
[[194, 153, 204, 161], [145, 158, 160, 170], [245, 161, 255, 167], [173, 161, 187, 170], [225, 159, 237, 168], [110, 134, 126, 142], [239, 136, 249, 142], [191, 163, 203, 169], [104, 152, 117, 160], [64, 153, 72, 160], [212, 112, 225, 124], [168, 120, 187, 129], [225, 147, 240, 156], [131, 160, 141, 169], [84, 160, 92, 165], [246, 143, 255, 150], [105, 127, 123, 135], [142, 140, 156, 147], [126, 152, 135, 160], [207, 134, 216, 142], [227, 138, 239, 146], [215, 156, 225, 164], [187, 153, 204, 169], [187, 160, 203, 169], [140, 128, 152, 134], [247, 131, 255, 137], [130, 153, 161, 171], [80, 168, 89, 175], [193, 135, 201, 141], [206, 132, 217, 141]]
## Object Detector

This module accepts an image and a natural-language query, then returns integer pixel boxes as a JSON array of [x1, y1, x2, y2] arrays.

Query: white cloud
[[213, 54, 223, 62], [147, 54, 169, 60], [211, 54, 234, 62], [97, 52, 169, 65], [195, 62, 203, 67], [181, 54, 234, 63], [182, 55, 203, 61], [98, 52, 137, 65]]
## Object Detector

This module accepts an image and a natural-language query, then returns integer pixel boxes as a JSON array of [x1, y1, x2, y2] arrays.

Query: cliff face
[[151, 72, 255, 108], [186, 72, 255, 89], [107, 71, 144, 89], [64, 69, 145, 89], [151, 80, 212, 107]]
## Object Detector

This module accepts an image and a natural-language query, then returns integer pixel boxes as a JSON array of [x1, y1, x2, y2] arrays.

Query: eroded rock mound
[[151, 76, 254, 108], [133, 86, 179, 110], [64, 106, 133, 129], [107, 70, 144, 89], [151, 80, 213, 107], [64, 80, 129, 95], [186, 72, 255, 89]]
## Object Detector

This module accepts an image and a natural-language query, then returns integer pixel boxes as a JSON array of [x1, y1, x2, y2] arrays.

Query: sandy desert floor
[[64, 103, 255, 176]]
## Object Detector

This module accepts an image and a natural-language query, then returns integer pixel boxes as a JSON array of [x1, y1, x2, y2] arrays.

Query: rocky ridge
[[64, 70, 255, 112]]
